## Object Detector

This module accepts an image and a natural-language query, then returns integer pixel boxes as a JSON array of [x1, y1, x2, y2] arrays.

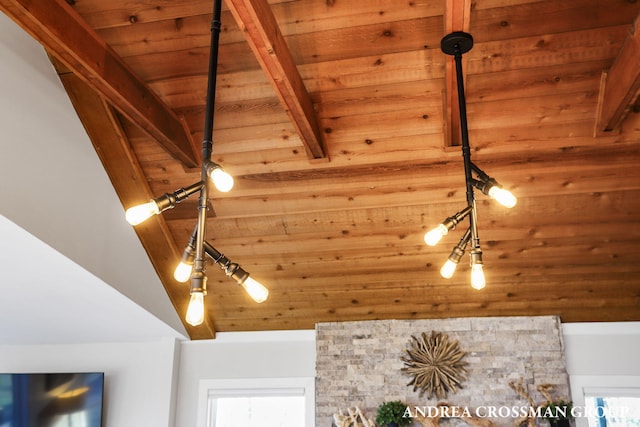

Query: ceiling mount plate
[[441, 32, 474, 56]]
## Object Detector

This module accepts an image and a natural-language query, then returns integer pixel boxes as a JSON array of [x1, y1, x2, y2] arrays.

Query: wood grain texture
[[12, 0, 640, 337], [595, 12, 640, 133], [225, 0, 326, 159], [52, 61, 216, 338], [0, 0, 199, 167]]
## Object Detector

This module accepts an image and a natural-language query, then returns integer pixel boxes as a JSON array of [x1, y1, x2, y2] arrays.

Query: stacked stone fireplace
[[315, 316, 570, 426]]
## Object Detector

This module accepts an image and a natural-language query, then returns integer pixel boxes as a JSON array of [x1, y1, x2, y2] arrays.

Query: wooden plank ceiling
[[2, 0, 640, 339]]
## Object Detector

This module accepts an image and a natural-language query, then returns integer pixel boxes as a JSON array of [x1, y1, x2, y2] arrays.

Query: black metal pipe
[[452, 45, 474, 209], [191, 0, 223, 301], [202, 0, 222, 161], [151, 180, 203, 213], [442, 32, 481, 251], [204, 242, 250, 285]]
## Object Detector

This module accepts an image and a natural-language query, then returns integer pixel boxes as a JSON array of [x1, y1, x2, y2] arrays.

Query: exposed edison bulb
[[488, 186, 517, 208], [209, 167, 234, 192], [186, 292, 205, 326], [125, 201, 159, 225], [424, 224, 448, 246], [470, 263, 486, 290], [440, 260, 458, 279], [241, 277, 269, 303], [173, 262, 193, 283]]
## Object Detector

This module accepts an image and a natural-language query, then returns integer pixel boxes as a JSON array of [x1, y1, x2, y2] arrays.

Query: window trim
[[584, 387, 640, 398], [196, 377, 315, 427], [570, 376, 640, 427]]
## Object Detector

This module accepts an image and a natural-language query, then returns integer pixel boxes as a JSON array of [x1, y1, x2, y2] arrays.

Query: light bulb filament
[[424, 224, 448, 246], [174, 261, 193, 283], [440, 260, 458, 279], [209, 166, 234, 192], [241, 276, 269, 303], [125, 201, 160, 225], [186, 292, 205, 326], [488, 186, 517, 208], [470, 263, 486, 290]]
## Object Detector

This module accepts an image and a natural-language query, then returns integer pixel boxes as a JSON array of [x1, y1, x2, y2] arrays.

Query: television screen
[[0, 372, 104, 427]]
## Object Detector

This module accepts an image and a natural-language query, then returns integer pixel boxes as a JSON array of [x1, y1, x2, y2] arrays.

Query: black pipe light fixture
[[424, 32, 517, 290], [124, 0, 268, 326]]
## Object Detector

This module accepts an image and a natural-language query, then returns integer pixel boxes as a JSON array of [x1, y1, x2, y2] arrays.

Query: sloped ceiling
[[1, 0, 639, 341], [0, 13, 186, 344]]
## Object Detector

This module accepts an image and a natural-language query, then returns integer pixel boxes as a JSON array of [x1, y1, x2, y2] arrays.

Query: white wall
[[173, 322, 640, 427], [563, 322, 640, 427], [0, 338, 181, 427], [174, 330, 316, 427], [0, 9, 186, 338], [0, 320, 638, 427]]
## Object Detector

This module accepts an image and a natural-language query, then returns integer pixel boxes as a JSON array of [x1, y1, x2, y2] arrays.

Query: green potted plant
[[375, 400, 412, 427], [539, 399, 573, 427]]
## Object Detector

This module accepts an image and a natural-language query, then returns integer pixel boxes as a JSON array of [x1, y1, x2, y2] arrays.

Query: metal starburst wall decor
[[401, 331, 468, 399]]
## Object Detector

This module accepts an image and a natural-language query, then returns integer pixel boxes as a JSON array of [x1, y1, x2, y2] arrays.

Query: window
[[197, 377, 315, 427], [213, 395, 304, 426], [584, 388, 640, 427]]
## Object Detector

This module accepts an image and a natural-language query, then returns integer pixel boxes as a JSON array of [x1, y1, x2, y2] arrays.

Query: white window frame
[[584, 387, 640, 398], [570, 376, 640, 427], [196, 377, 315, 427], [583, 387, 640, 427]]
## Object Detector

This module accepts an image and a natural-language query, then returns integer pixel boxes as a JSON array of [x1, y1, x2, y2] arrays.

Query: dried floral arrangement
[[401, 331, 468, 399], [333, 406, 375, 427]]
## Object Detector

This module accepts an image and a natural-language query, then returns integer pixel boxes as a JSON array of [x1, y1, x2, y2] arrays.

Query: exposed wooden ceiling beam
[[595, 13, 640, 135], [0, 0, 199, 168], [224, 0, 327, 160], [52, 58, 215, 340], [443, 0, 472, 148]]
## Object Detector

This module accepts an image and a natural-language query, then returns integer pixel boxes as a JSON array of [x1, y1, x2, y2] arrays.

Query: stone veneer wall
[[316, 316, 569, 426]]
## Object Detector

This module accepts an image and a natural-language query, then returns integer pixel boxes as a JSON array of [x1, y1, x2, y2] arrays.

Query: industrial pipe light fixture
[[424, 205, 473, 247], [439, 228, 471, 279], [424, 32, 517, 289], [125, 0, 267, 326], [173, 228, 269, 302]]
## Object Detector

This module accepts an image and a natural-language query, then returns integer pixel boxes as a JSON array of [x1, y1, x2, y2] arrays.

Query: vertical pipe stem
[[453, 46, 480, 250], [191, 0, 223, 299], [202, 0, 222, 160]]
